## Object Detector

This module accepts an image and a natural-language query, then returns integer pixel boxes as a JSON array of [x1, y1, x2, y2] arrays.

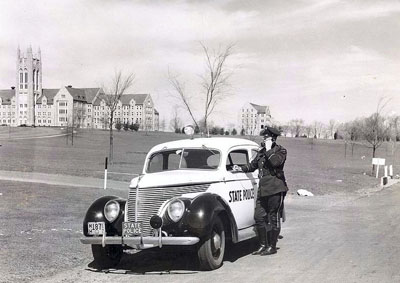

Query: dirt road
[[1, 181, 400, 283]]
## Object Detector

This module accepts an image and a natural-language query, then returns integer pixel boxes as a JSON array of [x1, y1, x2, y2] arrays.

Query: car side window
[[226, 149, 249, 171]]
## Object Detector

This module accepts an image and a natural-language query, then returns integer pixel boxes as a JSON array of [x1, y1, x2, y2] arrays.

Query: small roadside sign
[[372, 158, 386, 178]]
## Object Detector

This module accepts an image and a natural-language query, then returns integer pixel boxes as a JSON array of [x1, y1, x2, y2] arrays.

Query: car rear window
[[147, 148, 221, 173]]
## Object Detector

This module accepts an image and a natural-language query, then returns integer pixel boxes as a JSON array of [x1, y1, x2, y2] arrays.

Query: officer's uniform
[[241, 126, 288, 255]]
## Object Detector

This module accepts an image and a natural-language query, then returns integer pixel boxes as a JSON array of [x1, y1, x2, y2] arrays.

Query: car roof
[[149, 137, 259, 153]]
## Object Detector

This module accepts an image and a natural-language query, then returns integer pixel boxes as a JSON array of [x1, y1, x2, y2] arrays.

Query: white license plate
[[123, 222, 142, 237], [88, 222, 105, 235]]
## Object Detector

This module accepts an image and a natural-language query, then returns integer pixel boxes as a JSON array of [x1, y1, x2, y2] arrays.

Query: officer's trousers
[[254, 192, 284, 232]]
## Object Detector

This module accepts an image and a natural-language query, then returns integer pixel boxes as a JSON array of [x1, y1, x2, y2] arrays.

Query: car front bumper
[[80, 235, 200, 249]]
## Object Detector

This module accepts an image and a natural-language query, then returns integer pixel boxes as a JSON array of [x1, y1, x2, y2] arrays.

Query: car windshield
[[147, 148, 221, 173]]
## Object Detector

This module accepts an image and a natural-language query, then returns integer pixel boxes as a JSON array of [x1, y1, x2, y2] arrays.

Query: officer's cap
[[260, 126, 281, 138]]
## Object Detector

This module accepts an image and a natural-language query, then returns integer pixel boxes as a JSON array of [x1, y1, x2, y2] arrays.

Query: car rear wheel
[[91, 244, 123, 269], [197, 216, 226, 270]]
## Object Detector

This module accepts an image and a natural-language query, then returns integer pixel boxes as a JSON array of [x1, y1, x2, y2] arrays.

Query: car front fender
[[83, 196, 126, 236], [184, 193, 238, 241]]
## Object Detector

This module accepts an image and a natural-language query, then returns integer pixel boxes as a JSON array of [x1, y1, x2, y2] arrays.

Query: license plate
[[123, 222, 142, 237], [88, 222, 105, 236]]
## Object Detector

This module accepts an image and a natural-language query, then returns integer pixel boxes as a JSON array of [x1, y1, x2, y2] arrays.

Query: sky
[[1, 0, 400, 129]]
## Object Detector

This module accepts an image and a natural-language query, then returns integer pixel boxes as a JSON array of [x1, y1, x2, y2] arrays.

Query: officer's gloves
[[232, 165, 243, 172]]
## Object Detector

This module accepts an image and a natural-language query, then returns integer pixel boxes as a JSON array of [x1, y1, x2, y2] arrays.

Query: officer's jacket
[[241, 143, 288, 197]]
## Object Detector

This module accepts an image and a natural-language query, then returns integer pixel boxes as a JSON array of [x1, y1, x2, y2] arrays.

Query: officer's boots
[[261, 230, 278, 255], [252, 227, 268, 255]]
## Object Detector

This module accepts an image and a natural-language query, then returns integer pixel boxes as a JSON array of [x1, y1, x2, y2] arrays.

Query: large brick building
[[0, 47, 159, 130]]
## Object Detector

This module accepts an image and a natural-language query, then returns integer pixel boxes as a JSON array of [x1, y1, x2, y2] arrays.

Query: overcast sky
[[1, 0, 400, 128]]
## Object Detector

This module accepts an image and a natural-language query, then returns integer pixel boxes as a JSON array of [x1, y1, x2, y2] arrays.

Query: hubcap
[[212, 232, 221, 251]]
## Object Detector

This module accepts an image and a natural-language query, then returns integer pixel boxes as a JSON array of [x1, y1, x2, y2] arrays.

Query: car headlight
[[167, 199, 185, 222], [104, 200, 120, 223]]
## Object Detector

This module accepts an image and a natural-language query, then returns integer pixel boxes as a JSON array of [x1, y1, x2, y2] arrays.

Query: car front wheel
[[91, 244, 123, 269], [197, 216, 226, 270]]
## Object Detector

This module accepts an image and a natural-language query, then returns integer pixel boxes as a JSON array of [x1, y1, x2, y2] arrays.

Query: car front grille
[[127, 184, 210, 236]]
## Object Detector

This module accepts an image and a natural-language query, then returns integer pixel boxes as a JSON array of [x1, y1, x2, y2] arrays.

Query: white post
[[384, 166, 388, 177], [104, 157, 108, 190], [389, 165, 393, 179], [376, 164, 380, 179]]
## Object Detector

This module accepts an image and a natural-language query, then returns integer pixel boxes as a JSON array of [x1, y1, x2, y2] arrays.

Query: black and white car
[[80, 136, 260, 270]]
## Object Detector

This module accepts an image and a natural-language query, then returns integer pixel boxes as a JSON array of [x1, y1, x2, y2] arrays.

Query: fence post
[[104, 157, 108, 190]]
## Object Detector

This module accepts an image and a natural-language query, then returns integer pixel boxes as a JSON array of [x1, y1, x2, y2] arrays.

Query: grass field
[[0, 127, 398, 195]]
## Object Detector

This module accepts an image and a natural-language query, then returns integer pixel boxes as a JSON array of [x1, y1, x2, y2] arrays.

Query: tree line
[[279, 98, 399, 173]]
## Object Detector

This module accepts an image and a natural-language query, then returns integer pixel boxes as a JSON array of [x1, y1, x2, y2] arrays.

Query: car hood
[[130, 170, 223, 188]]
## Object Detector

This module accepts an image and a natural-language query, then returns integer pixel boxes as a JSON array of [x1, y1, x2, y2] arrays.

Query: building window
[[36, 71, 39, 90], [24, 71, 28, 89]]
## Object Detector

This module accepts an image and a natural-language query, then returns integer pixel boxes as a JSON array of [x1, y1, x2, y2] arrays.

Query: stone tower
[[15, 46, 42, 126]]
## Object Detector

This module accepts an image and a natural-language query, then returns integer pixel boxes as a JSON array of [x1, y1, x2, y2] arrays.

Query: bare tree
[[340, 119, 362, 157], [387, 114, 400, 155], [280, 124, 290, 137], [304, 124, 313, 138], [168, 74, 199, 130], [289, 119, 304, 137], [360, 98, 391, 174], [160, 118, 166, 132], [169, 42, 234, 133], [102, 70, 135, 162], [169, 106, 182, 133], [312, 121, 324, 139], [328, 119, 337, 139]]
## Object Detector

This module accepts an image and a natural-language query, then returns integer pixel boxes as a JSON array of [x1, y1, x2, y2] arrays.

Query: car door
[[223, 147, 257, 229]]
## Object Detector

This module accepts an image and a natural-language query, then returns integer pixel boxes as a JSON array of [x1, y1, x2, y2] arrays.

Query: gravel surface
[[1, 179, 400, 283]]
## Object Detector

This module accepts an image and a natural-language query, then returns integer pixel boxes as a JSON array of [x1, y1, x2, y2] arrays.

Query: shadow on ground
[[87, 238, 258, 275]]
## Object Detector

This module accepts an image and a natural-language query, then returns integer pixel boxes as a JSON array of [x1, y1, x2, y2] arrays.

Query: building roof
[[154, 108, 159, 115], [0, 89, 15, 105], [250, 103, 270, 115], [131, 94, 149, 105], [82, 88, 102, 103], [36, 89, 60, 105], [120, 94, 137, 105], [65, 87, 87, 102], [92, 93, 150, 106]]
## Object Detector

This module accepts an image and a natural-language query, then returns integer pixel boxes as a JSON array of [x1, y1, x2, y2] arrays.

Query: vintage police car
[[80, 136, 260, 270]]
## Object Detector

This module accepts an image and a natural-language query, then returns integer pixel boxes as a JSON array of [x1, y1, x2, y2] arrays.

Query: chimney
[[11, 86, 15, 90]]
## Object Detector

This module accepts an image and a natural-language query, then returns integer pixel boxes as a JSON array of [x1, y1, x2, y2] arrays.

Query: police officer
[[234, 126, 288, 255]]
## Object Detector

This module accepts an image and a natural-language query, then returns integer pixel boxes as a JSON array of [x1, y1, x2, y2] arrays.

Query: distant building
[[240, 102, 271, 135], [91, 93, 158, 130], [0, 47, 159, 131]]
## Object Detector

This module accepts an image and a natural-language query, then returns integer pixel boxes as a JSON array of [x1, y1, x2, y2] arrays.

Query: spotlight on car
[[167, 198, 185, 222], [104, 200, 120, 223]]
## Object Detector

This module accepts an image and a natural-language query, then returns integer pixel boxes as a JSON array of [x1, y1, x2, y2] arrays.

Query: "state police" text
[[228, 188, 255, 202]]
